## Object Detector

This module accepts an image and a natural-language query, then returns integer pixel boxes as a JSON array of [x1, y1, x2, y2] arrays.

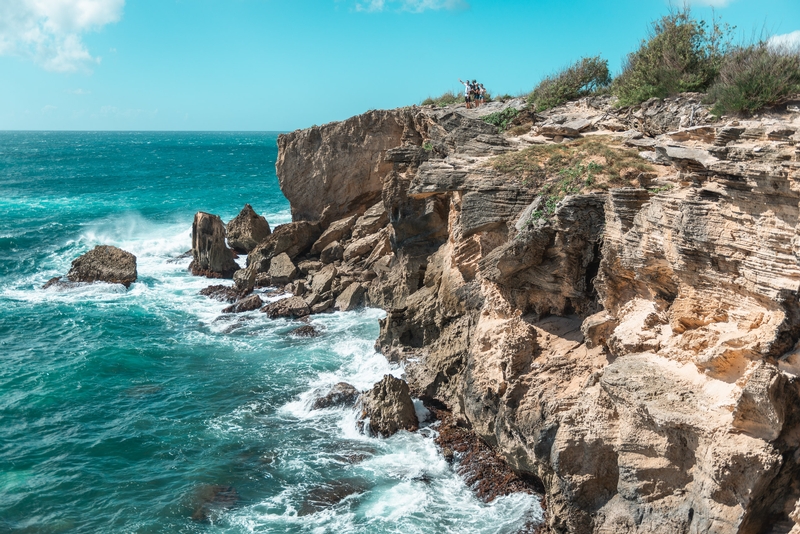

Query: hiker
[[459, 78, 472, 109], [471, 80, 481, 107], [478, 84, 486, 106]]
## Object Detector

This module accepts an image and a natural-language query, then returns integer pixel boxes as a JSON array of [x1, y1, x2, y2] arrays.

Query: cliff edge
[[268, 95, 800, 533]]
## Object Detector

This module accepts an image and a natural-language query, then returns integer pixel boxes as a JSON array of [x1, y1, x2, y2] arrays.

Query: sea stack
[[189, 211, 239, 279]]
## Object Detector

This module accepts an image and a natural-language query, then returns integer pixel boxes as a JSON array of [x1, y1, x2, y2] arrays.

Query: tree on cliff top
[[613, 8, 733, 107]]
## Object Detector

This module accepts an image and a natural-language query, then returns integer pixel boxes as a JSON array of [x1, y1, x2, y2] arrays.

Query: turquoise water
[[0, 132, 541, 533]]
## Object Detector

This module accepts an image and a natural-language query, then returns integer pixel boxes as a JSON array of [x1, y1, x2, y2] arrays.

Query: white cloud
[[355, 0, 469, 13], [66, 87, 91, 94], [769, 30, 800, 52], [41, 104, 57, 113], [0, 0, 124, 72]]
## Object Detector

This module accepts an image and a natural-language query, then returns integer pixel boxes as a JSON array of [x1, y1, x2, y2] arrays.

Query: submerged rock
[[190, 212, 239, 279], [359, 375, 418, 437], [200, 284, 245, 303], [312, 382, 359, 410], [190, 484, 239, 523], [290, 325, 322, 338], [226, 204, 271, 253], [66, 245, 138, 288]]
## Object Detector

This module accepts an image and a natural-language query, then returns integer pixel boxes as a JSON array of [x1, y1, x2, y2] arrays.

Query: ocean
[[0, 131, 542, 533]]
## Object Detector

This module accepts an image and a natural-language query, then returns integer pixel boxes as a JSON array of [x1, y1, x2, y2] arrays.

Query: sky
[[1, 0, 799, 132]]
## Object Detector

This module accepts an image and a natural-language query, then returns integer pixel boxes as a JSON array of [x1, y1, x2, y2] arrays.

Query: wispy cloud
[[355, 0, 469, 13], [0, 0, 125, 72], [769, 30, 800, 52], [66, 88, 91, 95]]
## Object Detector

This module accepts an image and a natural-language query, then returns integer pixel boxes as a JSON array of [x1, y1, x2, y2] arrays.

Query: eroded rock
[[359, 375, 418, 437], [261, 296, 310, 319], [226, 204, 271, 253], [66, 245, 138, 287], [190, 212, 239, 279], [312, 382, 359, 409]]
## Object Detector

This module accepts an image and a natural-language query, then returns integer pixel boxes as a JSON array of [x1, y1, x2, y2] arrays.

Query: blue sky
[[1, 0, 798, 131]]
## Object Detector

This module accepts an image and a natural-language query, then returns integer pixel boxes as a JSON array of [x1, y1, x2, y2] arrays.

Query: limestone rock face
[[66, 245, 138, 287], [360, 375, 418, 437], [226, 204, 271, 253], [190, 212, 239, 279], [276, 109, 413, 223], [275, 95, 800, 533]]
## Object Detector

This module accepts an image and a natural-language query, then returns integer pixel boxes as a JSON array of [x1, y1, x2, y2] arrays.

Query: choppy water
[[0, 131, 542, 533]]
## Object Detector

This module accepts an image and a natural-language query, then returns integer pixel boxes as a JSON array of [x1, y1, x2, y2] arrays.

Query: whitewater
[[0, 131, 542, 532]]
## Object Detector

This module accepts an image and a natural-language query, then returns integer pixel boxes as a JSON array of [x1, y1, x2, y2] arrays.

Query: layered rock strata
[[244, 95, 800, 533]]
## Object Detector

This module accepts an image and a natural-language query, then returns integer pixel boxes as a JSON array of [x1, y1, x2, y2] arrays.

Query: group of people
[[459, 79, 486, 109]]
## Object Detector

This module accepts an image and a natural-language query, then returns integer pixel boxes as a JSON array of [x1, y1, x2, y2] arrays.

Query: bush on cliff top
[[706, 43, 800, 115], [421, 91, 460, 107], [527, 56, 611, 112], [482, 108, 519, 131], [613, 8, 733, 107]]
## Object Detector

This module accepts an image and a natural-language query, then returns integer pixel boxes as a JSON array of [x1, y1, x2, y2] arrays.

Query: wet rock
[[254, 272, 271, 287], [320, 241, 344, 264], [226, 204, 271, 253], [335, 282, 365, 312], [298, 480, 366, 517], [190, 484, 240, 522], [267, 252, 298, 285], [189, 212, 239, 279], [359, 375, 418, 437], [312, 382, 360, 409], [42, 276, 68, 289], [66, 245, 138, 287], [261, 296, 310, 319], [222, 294, 263, 314], [311, 299, 334, 314], [200, 284, 245, 303], [290, 325, 321, 338]]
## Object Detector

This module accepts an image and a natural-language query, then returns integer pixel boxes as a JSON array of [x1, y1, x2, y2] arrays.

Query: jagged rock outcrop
[[64, 245, 138, 287], [190, 212, 239, 278], [226, 204, 271, 253], [359, 375, 419, 437], [261, 296, 310, 319], [274, 93, 800, 532], [222, 294, 262, 313]]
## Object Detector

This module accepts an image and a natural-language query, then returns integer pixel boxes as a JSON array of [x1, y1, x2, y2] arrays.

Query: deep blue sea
[[0, 132, 541, 533]]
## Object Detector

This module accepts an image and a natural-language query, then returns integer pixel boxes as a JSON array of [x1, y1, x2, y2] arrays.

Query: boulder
[[311, 299, 334, 314], [351, 202, 388, 240], [359, 375, 419, 437], [312, 382, 360, 410], [222, 294, 263, 313], [297, 260, 323, 275], [267, 253, 298, 285], [311, 264, 338, 294], [200, 284, 245, 303], [320, 241, 344, 264], [66, 245, 138, 287], [247, 221, 322, 272], [335, 283, 365, 312], [343, 232, 385, 262], [226, 204, 271, 253], [311, 214, 358, 254], [261, 296, 310, 319], [233, 265, 257, 293], [190, 212, 239, 279]]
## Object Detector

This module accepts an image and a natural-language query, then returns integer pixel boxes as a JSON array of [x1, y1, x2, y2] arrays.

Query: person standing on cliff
[[459, 78, 472, 109]]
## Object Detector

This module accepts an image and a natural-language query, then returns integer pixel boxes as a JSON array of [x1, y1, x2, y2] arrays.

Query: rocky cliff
[[267, 95, 800, 533]]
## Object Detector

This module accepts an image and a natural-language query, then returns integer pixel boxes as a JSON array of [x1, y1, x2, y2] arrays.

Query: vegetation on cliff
[[422, 7, 799, 116]]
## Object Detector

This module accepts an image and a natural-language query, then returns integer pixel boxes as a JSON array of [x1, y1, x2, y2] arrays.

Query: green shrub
[[707, 43, 800, 115], [527, 56, 611, 112], [421, 90, 461, 107], [613, 9, 732, 107], [482, 107, 519, 131]]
